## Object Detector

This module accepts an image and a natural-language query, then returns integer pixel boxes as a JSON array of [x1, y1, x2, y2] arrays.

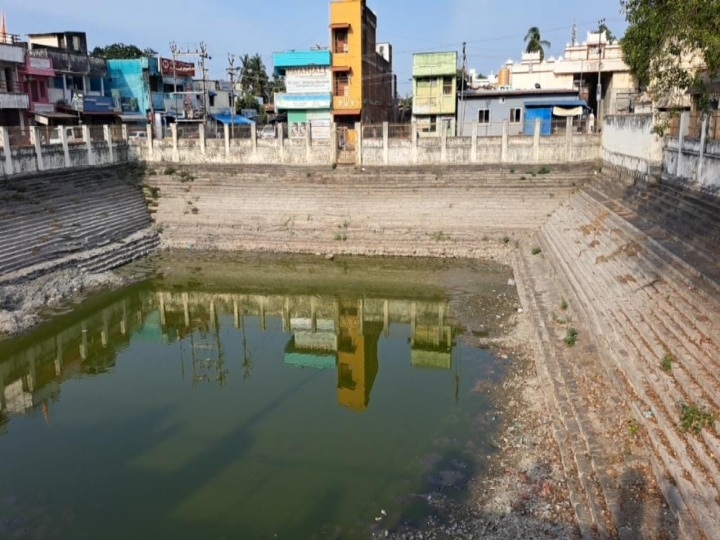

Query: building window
[[334, 72, 349, 96], [443, 77, 453, 95], [334, 29, 348, 54], [478, 109, 490, 124], [509, 108, 522, 123]]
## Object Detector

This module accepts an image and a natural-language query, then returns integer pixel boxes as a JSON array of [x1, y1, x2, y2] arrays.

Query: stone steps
[[536, 191, 720, 537]]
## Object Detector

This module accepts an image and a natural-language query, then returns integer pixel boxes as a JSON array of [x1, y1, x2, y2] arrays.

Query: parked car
[[128, 131, 147, 142], [259, 125, 276, 139]]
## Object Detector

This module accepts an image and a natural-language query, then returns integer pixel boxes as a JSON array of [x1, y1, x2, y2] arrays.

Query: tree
[[621, 0, 720, 111], [524, 27, 551, 62], [239, 53, 270, 103], [91, 43, 157, 59], [598, 22, 616, 44]]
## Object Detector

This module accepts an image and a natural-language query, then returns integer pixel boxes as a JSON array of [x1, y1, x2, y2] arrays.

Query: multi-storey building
[[329, 0, 395, 137], [105, 57, 163, 124], [412, 52, 458, 137], [0, 34, 29, 126], [503, 30, 637, 128], [273, 49, 333, 139], [27, 32, 115, 124]]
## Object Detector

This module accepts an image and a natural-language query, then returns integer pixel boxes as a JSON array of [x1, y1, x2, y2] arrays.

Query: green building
[[412, 51, 458, 137]]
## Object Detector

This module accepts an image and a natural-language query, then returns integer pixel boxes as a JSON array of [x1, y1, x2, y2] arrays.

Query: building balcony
[[332, 95, 361, 112], [0, 42, 26, 64], [0, 89, 29, 110], [48, 87, 71, 105]]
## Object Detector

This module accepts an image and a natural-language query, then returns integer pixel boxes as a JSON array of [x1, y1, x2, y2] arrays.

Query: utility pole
[[227, 54, 241, 138], [459, 41, 466, 136], [170, 41, 179, 118], [168, 41, 211, 124], [597, 18, 605, 131]]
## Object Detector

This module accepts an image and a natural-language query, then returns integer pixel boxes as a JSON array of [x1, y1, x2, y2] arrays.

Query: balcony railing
[[0, 93, 29, 109], [0, 42, 25, 64]]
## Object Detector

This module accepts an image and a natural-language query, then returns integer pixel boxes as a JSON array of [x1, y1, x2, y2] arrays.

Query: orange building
[[329, 0, 396, 133]]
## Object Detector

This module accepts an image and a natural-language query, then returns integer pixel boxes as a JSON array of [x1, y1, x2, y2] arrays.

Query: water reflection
[[0, 288, 458, 423]]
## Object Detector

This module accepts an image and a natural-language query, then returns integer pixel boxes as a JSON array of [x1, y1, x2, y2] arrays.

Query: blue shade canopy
[[211, 113, 255, 125]]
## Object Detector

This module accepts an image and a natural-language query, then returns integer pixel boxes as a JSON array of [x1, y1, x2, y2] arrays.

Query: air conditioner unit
[[343, 43, 348, 53]]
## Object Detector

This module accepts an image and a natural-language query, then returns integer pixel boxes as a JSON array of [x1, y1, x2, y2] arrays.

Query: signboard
[[26, 56, 54, 75], [285, 67, 331, 94], [159, 57, 196, 77], [72, 92, 116, 113], [275, 93, 331, 110]]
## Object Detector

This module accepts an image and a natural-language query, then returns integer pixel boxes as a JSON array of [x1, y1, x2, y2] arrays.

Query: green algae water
[[0, 255, 514, 539]]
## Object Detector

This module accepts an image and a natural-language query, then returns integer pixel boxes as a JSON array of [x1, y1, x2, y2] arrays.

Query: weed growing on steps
[[563, 327, 578, 347], [679, 403, 715, 434], [177, 170, 195, 183], [431, 231, 450, 241], [334, 233, 347, 241], [626, 418, 641, 436], [531, 246, 542, 255], [661, 353, 674, 372], [502, 236, 510, 244], [520, 176, 527, 180], [163, 166, 177, 175], [551, 311, 572, 325], [538, 166, 551, 174], [509, 167, 515, 173], [560, 297, 568, 311]]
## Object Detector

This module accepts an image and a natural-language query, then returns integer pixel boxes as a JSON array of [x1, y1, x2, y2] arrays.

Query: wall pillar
[[199, 123, 206, 155], [676, 111, 689, 176], [103, 125, 114, 163], [30, 127, 44, 171], [171, 123, 179, 162], [251, 122, 257, 153], [697, 115, 708, 183], [471, 123, 478, 163], [440, 120, 448, 163], [305, 122, 312, 163], [330, 122, 338, 165], [533, 118, 541, 163], [411, 122, 418, 164], [60, 126, 71, 168], [501, 120, 508, 163], [277, 123, 285, 163], [382, 121, 389, 165], [145, 123, 153, 160], [0, 127, 13, 176], [121, 124, 128, 142], [223, 124, 230, 157], [564, 116, 573, 161], [355, 121, 363, 166], [83, 125, 94, 166]]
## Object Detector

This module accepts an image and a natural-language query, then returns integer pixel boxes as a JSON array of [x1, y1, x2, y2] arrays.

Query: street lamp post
[[597, 18, 604, 131]]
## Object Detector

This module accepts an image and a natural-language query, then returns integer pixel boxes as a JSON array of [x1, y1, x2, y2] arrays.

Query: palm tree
[[524, 26, 551, 61]]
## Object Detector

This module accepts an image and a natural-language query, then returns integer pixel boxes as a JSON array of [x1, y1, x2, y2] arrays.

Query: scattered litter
[[508, 278, 516, 286]]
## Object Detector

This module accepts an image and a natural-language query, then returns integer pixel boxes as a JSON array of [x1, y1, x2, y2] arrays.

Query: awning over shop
[[116, 114, 147, 123], [34, 112, 77, 125], [332, 109, 361, 116], [552, 106, 584, 117], [524, 99, 588, 109], [331, 66, 351, 73], [210, 113, 254, 125], [329, 23, 351, 29]]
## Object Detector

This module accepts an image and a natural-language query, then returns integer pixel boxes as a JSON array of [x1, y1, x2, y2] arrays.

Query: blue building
[[458, 88, 586, 137], [105, 57, 163, 123], [273, 49, 332, 139]]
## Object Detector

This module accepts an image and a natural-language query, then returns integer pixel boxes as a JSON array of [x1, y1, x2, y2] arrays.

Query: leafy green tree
[[91, 43, 157, 59], [524, 27, 551, 62], [621, 0, 720, 110], [598, 22, 616, 44], [239, 53, 270, 102]]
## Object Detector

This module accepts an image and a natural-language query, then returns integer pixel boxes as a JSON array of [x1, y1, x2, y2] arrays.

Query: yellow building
[[329, 0, 396, 135]]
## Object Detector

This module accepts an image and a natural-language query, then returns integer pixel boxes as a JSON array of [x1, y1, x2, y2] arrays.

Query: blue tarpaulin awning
[[210, 113, 254, 125], [524, 99, 588, 108]]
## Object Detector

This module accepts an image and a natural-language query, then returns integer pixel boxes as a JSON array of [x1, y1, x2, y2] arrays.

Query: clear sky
[[5, 0, 627, 95]]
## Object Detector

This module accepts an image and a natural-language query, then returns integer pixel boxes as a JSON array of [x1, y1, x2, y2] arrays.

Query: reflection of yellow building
[[411, 324, 453, 370], [329, 0, 395, 137], [336, 301, 382, 411]]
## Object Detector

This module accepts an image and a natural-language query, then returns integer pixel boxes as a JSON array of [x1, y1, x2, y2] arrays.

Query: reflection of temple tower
[[336, 299, 383, 412]]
